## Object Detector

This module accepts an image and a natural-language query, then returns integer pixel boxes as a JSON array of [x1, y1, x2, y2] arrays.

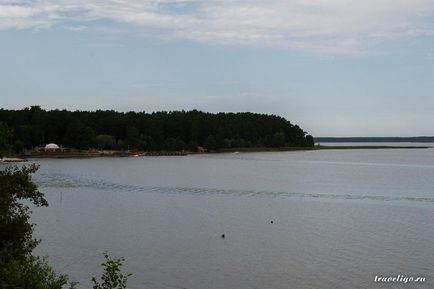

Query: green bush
[[0, 164, 76, 289], [92, 252, 132, 289], [0, 163, 132, 289]]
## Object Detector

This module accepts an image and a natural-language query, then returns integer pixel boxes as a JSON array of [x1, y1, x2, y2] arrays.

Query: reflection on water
[[31, 148, 434, 289]]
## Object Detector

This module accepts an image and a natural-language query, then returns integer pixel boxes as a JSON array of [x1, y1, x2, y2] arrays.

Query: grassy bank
[[16, 145, 431, 159]]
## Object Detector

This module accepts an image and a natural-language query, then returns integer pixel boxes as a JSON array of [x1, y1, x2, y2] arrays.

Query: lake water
[[30, 147, 434, 289], [319, 142, 434, 147]]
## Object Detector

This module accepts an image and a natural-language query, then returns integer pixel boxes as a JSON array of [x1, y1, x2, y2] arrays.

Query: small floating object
[[270, 220, 274, 224], [233, 151, 239, 154], [221, 234, 225, 239]]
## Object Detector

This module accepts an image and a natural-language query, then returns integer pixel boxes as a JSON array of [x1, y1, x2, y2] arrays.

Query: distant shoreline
[[315, 136, 434, 143], [219, 145, 431, 153]]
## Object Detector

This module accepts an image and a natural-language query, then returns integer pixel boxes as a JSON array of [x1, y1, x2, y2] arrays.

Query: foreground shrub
[[92, 252, 132, 289], [1, 164, 131, 289], [0, 164, 75, 289]]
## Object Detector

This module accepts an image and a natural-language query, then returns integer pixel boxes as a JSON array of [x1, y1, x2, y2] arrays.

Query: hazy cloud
[[1, 0, 434, 53], [67, 24, 87, 31]]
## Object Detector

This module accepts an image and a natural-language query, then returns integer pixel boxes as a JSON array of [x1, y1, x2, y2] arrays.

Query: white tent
[[44, 143, 60, 151]]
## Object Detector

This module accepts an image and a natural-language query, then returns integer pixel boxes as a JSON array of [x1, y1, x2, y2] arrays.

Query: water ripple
[[34, 172, 434, 204]]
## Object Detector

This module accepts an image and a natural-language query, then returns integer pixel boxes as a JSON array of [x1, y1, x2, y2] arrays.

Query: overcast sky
[[1, 0, 434, 136]]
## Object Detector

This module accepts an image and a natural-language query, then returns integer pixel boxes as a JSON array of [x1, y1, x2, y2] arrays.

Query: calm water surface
[[30, 147, 434, 289]]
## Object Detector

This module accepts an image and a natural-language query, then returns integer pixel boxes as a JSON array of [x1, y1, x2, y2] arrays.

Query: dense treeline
[[0, 106, 314, 152]]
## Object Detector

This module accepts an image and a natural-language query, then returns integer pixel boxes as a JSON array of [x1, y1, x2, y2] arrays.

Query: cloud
[[67, 24, 87, 31], [1, 0, 434, 54]]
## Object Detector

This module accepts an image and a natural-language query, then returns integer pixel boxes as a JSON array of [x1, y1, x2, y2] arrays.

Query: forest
[[0, 106, 314, 152]]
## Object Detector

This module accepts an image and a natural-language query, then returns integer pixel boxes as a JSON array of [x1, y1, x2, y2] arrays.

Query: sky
[[1, 0, 434, 136]]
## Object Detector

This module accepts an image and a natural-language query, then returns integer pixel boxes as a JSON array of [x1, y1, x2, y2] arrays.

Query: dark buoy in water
[[270, 220, 274, 224], [221, 234, 225, 239]]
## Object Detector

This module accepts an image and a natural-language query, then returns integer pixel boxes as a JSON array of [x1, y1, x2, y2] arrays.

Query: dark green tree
[[271, 132, 286, 147], [96, 135, 116, 150], [204, 135, 216, 150], [0, 164, 76, 289], [305, 135, 315, 147], [125, 126, 140, 149], [0, 122, 13, 158]]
